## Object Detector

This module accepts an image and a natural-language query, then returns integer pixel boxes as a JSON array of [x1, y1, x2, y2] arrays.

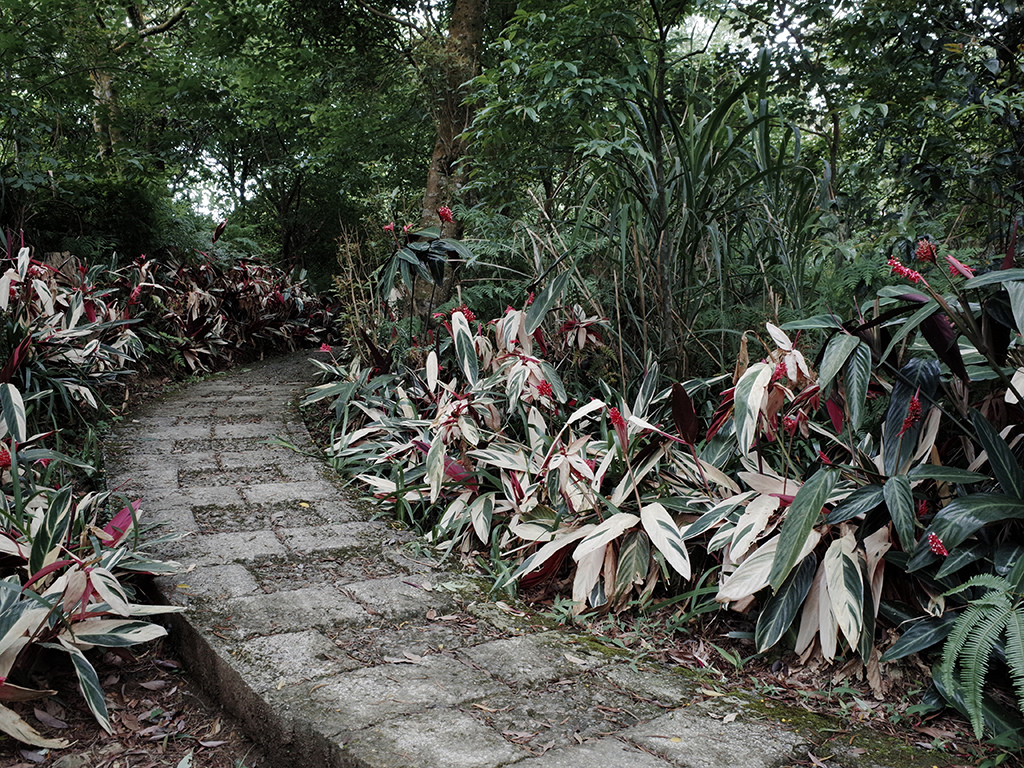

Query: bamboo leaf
[[768, 468, 836, 591]]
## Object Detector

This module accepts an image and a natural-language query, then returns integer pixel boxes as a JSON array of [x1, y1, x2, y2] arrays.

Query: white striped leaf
[[823, 532, 864, 650], [451, 311, 478, 385], [641, 502, 691, 579], [573, 513, 640, 562]]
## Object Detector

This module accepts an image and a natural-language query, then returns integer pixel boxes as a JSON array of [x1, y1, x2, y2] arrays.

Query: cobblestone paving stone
[[105, 352, 956, 768]]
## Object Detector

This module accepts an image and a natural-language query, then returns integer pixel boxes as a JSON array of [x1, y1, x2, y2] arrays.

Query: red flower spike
[[383, 222, 395, 232], [915, 239, 937, 263], [438, 206, 454, 224], [0, 445, 9, 470], [888, 257, 924, 284], [927, 532, 948, 557], [609, 406, 628, 446], [537, 380, 553, 398], [899, 395, 922, 436]]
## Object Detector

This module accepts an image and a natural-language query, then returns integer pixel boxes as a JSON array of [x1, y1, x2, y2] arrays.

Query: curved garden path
[[104, 352, 950, 768]]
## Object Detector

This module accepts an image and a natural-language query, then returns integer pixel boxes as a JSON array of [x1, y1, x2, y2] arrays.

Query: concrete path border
[[105, 352, 954, 768]]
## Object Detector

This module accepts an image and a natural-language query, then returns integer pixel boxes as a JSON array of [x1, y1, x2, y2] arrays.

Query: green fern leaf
[[959, 599, 1012, 738], [1004, 607, 1024, 714]]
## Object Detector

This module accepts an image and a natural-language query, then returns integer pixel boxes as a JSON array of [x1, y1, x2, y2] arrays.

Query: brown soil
[[0, 641, 266, 768]]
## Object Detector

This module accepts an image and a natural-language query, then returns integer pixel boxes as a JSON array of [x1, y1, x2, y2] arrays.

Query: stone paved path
[[104, 352, 953, 768]]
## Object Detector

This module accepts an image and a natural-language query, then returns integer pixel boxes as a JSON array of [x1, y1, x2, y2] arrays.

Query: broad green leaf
[[780, 314, 843, 331], [613, 530, 650, 598], [755, 553, 817, 652], [817, 334, 860, 394], [451, 310, 478, 385], [823, 533, 863, 650], [768, 468, 836, 591], [1007, 281, 1024, 335], [935, 542, 987, 579], [883, 475, 916, 551], [970, 410, 1024, 500], [58, 638, 111, 733], [825, 484, 883, 524], [908, 494, 1024, 571], [879, 615, 956, 662], [573, 513, 639, 561], [0, 384, 26, 443], [907, 465, 988, 484], [963, 267, 1024, 289], [641, 502, 691, 579], [879, 300, 941, 365], [845, 342, 872, 431], [525, 271, 571, 334]]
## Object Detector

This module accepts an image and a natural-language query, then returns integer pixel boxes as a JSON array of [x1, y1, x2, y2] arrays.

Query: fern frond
[[960, 599, 1012, 738], [942, 602, 990, 694], [1003, 606, 1024, 715], [943, 574, 1011, 598]]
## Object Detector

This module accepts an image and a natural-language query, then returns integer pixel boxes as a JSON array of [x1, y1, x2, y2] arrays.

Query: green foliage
[[940, 575, 1024, 742]]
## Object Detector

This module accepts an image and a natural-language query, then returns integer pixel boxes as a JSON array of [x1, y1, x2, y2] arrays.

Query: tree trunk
[[419, 0, 487, 229], [89, 69, 123, 158]]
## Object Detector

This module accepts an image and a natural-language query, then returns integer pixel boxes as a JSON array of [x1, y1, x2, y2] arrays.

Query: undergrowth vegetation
[[307, 218, 1024, 754], [0, 239, 332, 748]]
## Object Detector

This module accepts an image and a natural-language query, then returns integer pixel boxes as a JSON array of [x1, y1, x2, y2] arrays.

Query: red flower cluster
[[453, 305, 476, 322], [887, 257, 924, 284], [320, 343, 332, 353], [438, 206, 454, 224], [914, 239, 937, 263], [927, 532, 948, 556], [537, 379, 553, 398], [0, 445, 10, 470], [899, 395, 922, 436], [770, 360, 788, 384], [608, 407, 626, 429]]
